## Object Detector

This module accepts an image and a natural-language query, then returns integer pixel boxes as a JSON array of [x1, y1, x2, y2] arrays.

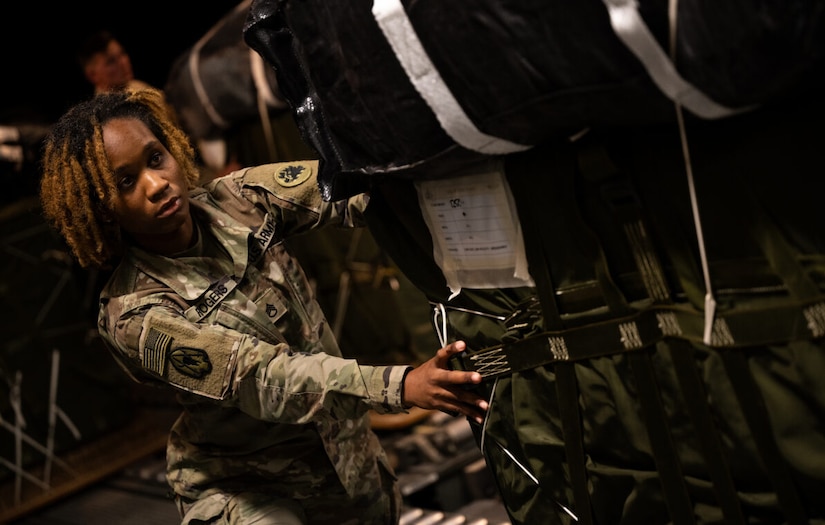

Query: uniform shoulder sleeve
[[138, 308, 241, 399], [240, 160, 323, 212], [100, 299, 240, 400]]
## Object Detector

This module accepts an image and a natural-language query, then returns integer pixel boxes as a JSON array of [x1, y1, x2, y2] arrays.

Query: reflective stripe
[[187, 0, 255, 130], [372, 0, 532, 155], [249, 48, 285, 110], [602, 0, 756, 119]]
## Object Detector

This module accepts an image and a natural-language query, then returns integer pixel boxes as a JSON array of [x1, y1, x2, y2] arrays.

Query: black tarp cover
[[243, 0, 825, 201]]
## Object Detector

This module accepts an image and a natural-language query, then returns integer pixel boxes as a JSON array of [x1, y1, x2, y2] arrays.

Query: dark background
[[1, 0, 243, 123]]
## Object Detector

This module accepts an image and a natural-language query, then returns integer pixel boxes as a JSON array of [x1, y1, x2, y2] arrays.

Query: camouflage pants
[[177, 462, 401, 525], [179, 492, 306, 525]]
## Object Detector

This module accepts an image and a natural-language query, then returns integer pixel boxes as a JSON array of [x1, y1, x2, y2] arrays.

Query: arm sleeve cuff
[[362, 364, 413, 413]]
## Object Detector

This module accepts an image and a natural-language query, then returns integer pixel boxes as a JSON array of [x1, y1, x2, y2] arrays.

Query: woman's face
[[102, 117, 193, 254]]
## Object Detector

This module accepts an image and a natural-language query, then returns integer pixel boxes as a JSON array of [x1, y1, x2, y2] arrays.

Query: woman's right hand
[[401, 340, 488, 424]]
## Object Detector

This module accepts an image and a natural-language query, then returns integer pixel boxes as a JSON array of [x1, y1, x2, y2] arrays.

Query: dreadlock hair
[[39, 88, 199, 268]]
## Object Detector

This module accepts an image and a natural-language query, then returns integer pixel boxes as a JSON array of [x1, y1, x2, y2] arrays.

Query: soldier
[[76, 30, 155, 96], [38, 87, 488, 525]]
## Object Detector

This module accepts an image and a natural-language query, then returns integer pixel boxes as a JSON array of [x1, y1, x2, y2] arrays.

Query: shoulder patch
[[241, 160, 323, 211], [275, 161, 314, 187], [169, 347, 212, 378], [140, 309, 238, 400]]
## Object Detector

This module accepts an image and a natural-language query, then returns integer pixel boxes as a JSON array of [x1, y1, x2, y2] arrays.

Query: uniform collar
[[124, 197, 253, 300]]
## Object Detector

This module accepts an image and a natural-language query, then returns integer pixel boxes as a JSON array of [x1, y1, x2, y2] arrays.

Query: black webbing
[[555, 363, 592, 525], [506, 147, 594, 525], [720, 350, 809, 525], [720, 161, 814, 524], [585, 146, 698, 524], [668, 340, 745, 523], [453, 299, 824, 380], [628, 350, 697, 525]]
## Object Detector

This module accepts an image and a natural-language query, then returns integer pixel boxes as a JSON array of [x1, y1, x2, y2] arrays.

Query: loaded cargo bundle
[[243, 2, 825, 524], [243, 0, 825, 200]]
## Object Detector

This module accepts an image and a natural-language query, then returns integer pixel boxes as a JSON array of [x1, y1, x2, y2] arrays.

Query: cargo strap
[[372, 0, 532, 155], [720, 350, 810, 525], [601, 0, 755, 120], [628, 351, 696, 525], [667, 339, 746, 523], [449, 298, 825, 379], [603, 169, 699, 524], [499, 130, 820, 524], [507, 148, 594, 525]]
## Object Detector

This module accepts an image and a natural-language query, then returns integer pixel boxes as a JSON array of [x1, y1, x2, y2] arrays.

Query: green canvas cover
[[364, 99, 825, 524]]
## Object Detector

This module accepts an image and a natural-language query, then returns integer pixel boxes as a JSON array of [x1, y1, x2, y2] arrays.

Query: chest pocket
[[213, 287, 289, 346]]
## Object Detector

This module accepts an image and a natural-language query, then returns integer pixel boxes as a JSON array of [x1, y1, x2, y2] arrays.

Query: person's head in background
[[77, 30, 152, 94]]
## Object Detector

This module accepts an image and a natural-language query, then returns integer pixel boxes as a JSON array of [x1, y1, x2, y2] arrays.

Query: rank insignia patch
[[275, 162, 313, 187], [143, 327, 172, 375], [169, 347, 213, 378]]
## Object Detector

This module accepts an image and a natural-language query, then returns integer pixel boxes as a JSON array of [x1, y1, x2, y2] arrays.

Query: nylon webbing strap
[[554, 365, 593, 525], [372, 0, 532, 155], [721, 351, 809, 525], [593, 167, 697, 524], [451, 299, 825, 379], [628, 351, 696, 525], [667, 340, 745, 523], [601, 0, 755, 120], [505, 148, 594, 525]]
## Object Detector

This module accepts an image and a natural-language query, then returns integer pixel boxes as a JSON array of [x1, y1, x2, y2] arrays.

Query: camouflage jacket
[[98, 161, 410, 501]]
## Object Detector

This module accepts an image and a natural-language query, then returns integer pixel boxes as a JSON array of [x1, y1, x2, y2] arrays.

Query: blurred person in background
[[77, 30, 155, 95]]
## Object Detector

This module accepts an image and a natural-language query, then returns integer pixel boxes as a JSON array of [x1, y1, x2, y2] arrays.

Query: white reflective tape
[[372, 0, 532, 154], [250, 49, 287, 110], [187, 0, 255, 130], [603, 0, 755, 119]]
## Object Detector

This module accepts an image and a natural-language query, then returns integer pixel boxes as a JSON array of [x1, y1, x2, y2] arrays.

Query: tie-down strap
[[450, 299, 825, 379]]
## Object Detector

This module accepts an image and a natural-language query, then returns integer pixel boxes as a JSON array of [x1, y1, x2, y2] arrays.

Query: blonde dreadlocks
[[39, 88, 199, 268]]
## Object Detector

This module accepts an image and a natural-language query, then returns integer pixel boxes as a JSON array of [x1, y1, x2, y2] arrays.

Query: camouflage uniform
[[98, 161, 405, 524]]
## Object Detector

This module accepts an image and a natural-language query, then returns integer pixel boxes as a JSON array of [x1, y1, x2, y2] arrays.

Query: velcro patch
[[169, 347, 212, 378], [241, 161, 323, 212], [275, 161, 313, 187], [140, 309, 238, 400]]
